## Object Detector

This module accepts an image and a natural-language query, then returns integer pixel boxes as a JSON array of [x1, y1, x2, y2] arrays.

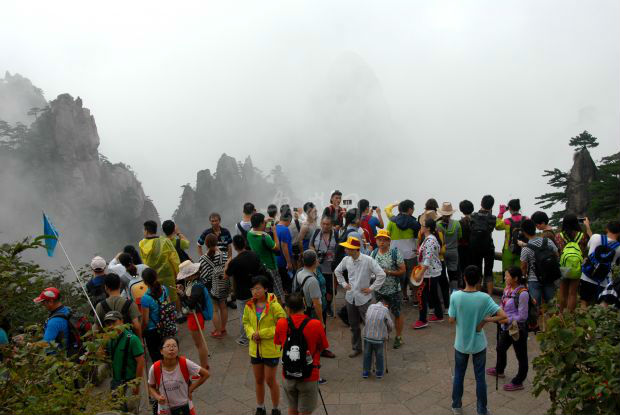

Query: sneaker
[[362, 371, 369, 379], [321, 349, 336, 358], [255, 408, 266, 415], [503, 383, 524, 391], [452, 408, 463, 415], [271, 409, 281, 415], [318, 377, 327, 385], [348, 350, 362, 358], [429, 309, 434, 315], [412, 320, 428, 330], [376, 371, 384, 379], [326, 307, 334, 317], [485, 368, 505, 378], [429, 315, 444, 323], [236, 337, 249, 346], [393, 336, 403, 349]]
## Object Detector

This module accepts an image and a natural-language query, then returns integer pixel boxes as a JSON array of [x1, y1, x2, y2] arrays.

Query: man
[[358, 199, 384, 250], [385, 199, 420, 302], [237, 202, 256, 239], [86, 256, 108, 308], [95, 273, 142, 339], [520, 219, 559, 308], [372, 230, 406, 349], [162, 219, 191, 263], [139, 220, 181, 306], [334, 236, 386, 357], [104, 310, 145, 413], [108, 252, 143, 296], [247, 212, 284, 302], [449, 265, 507, 415], [469, 195, 497, 295], [310, 216, 338, 315], [275, 292, 328, 415], [276, 209, 296, 294], [531, 211, 557, 241], [599, 278, 620, 309], [293, 250, 325, 328], [322, 190, 345, 230], [288, 205, 303, 268], [197, 212, 233, 258], [458, 200, 475, 280], [225, 234, 262, 346], [33, 287, 71, 351], [437, 202, 462, 292]]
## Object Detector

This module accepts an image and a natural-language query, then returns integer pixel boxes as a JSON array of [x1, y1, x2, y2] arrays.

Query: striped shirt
[[362, 302, 393, 342]]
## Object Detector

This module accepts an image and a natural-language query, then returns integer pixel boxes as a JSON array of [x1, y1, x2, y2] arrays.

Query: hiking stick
[[318, 382, 329, 415], [496, 323, 499, 391], [385, 335, 389, 374], [192, 310, 210, 356]]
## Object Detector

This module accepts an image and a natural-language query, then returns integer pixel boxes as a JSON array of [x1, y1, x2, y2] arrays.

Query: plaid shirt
[[362, 302, 393, 341]]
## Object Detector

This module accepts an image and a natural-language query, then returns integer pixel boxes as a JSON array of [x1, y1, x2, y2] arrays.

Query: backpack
[[582, 235, 620, 283], [175, 238, 191, 263], [237, 222, 249, 246], [331, 228, 356, 274], [507, 218, 524, 255], [371, 247, 398, 270], [198, 283, 214, 321], [153, 356, 191, 389], [48, 309, 92, 357], [129, 278, 148, 309], [281, 317, 315, 380], [469, 212, 493, 254], [513, 287, 539, 333], [108, 331, 135, 382], [87, 279, 107, 309], [101, 298, 134, 325], [294, 273, 316, 315], [559, 232, 584, 280], [152, 290, 177, 338], [360, 215, 376, 248], [528, 238, 561, 284]]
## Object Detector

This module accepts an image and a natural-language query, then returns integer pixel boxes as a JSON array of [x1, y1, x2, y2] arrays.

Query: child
[[362, 298, 393, 379]]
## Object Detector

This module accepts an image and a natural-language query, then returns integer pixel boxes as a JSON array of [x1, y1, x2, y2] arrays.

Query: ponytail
[[142, 267, 162, 299], [424, 218, 443, 248]]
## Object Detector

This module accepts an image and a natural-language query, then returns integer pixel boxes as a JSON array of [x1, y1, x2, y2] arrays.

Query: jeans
[[346, 300, 371, 352], [452, 349, 488, 415], [236, 299, 249, 342], [528, 279, 556, 306], [362, 339, 384, 374], [496, 327, 528, 385]]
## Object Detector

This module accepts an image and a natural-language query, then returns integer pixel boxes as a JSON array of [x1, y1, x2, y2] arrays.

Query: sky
[[1, 0, 619, 221]]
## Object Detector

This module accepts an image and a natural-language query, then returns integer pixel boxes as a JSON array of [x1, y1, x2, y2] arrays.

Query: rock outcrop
[[565, 148, 598, 216]]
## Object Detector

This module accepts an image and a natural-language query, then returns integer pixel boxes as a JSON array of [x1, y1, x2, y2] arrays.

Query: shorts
[[375, 291, 403, 317], [579, 279, 604, 305], [187, 312, 204, 331], [283, 378, 318, 414], [444, 250, 459, 272], [210, 294, 227, 303], [250, 356, 280, 367]]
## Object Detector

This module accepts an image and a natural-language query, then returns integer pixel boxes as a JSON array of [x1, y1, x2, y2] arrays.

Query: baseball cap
[[33, 287, 60, 303], [90, 256, 107, 271], [103, 310, 123, 323]]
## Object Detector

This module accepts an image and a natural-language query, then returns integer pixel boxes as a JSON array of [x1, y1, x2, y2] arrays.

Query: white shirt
[[334, 253, 386, 306], [581, 234, 620, 286]]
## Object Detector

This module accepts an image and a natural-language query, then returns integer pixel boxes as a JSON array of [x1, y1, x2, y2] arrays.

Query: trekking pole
[[496, 323, 499, 391], [318, 382, 329, 415], [192, 310, 210, 356], [385, 335, 389, 374]]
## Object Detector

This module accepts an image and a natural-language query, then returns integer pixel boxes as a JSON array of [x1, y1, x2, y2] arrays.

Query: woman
[[297, 202, 319, 252], [148, 337, 209, 415], [487, 266, 529, 391], [176, 260, 211, 369], [555, 214, 591, 312], [141, 268, 171, 363], [123, 244, 143, 265], [412, 219, 444, 329], [243, 276, 286, 415], [199, 234, 229, 338], [496, 199, 525, 272], [417, 198, 439, 226]]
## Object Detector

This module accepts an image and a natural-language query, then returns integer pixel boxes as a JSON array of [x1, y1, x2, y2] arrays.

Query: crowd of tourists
[[11, 191, 620, 415]]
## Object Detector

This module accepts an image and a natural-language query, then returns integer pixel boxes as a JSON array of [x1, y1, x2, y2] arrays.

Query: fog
[[1, 0, 619, 226]]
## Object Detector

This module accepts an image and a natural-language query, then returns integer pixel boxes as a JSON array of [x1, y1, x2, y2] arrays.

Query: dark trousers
[[279, 266, 293, 294], [144, 329, 162, 363], [496, 327, 529, 385], [471, 248, 495, 281], [458, 246, 472, 288], [418, 278, 444, 322]]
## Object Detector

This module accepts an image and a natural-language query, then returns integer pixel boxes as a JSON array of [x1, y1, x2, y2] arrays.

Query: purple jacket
[[501, 285, 529, 329]]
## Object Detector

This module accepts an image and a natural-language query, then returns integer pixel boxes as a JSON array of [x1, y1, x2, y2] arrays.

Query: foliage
[[569, 130, 599, 149], [588, 152, 620, 222], [532, 303, 620, 415], [535, 168, 568, 224]]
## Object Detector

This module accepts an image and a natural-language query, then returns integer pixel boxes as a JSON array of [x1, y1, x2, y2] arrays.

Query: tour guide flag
[[42, 212, 59, 257]]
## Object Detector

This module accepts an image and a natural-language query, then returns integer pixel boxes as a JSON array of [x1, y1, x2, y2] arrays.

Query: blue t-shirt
[[276, 224, 293, 268], [0, 328, 8, 345], [367, 216, 380, 236], [448, 291, 500, 354], [140, 286, 169, 331], [43, 306, 71, 349]]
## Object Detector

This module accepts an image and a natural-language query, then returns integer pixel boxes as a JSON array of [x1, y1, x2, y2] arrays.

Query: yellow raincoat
[[243, 293, 287, 359], [139, 236, 181, 302]]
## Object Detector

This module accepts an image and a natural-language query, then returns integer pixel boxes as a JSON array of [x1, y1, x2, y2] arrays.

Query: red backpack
[[360, 215, 376, 248], [153, 356, 191, 389]]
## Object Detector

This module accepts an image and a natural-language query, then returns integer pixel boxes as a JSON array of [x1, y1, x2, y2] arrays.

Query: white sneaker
[[452, 408, 463, 415]]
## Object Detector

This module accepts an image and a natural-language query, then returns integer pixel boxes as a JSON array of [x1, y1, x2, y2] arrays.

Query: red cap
[[33, 287, 60, 303]]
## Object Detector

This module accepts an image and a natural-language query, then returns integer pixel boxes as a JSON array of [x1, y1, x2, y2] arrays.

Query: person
[[298, 202, 319, 252], [276, 209, 295, 294], [104, 310, 145, 412], [384, 199, 421, 303], [293, 250, 325, 328], [418, 198, 439, 227], [225, 234, 262, 346], [139, 220, 181, 309], [599, 278, 620, 309], [237, 202, 256, 241], [123, 244, 143, 265], [342, 208, 367, 251], [469, 195, 497, 295], [197, 212, 233, 258], [243, 276, 287, 415], [148, 336, 209, 415], [176, 261, 211, 369], [86, 256, 108, 308], [288, 206, 303, 268], [371, 230, 406, 349], [95, 273, 142, 339], [486, 266, 530, 391], [33, 287, 71, 351], [437, 202, 462, 293], [199, 234, 229, 339], [579, 220, 620, 307], [457, 200, 475, 281], [265, 204, 279, 239], [247, 212, 285, 303], [140, 268, 170, 363], [554, 214, 590, 312], [531, 211, 557, 241], [495, 199, 526, 273], [108, 252, 147, 296], [309, 215, 338, 315], [274, 292, 328, 415], [520, 219, 559, 308], [358, 199, 384, 250], [413, 219, 445, 329], [362, 296, 393, 379], [322, 190, 345, 230], [449, 265, 508, 415], [163, 219, 191, 263], [334, 236, 386, 357]]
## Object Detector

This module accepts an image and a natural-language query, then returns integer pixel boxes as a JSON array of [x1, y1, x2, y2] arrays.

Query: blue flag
[[42, 212, 59, 257]]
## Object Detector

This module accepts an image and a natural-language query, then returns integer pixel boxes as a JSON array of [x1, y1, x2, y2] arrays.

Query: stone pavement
[[174, 293, 551, 415]]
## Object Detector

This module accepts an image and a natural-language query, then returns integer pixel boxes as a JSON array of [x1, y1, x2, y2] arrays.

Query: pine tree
[[535, 168, 568, 223], [569, 130, 599, 149]]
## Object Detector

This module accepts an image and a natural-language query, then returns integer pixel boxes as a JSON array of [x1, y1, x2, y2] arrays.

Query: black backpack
[[87, 280, 107, 309], [282, 317, 315, 380], [528, 238, 561, 284], [294, 274, 315, 315], [507, 218, 524, 255], [469, 212, 494, 254], [101, 298, 134, 325], [175, 238, 191, 263]]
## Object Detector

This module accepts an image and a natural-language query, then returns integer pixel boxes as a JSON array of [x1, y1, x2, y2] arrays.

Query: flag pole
[[44, 212, 104, 328]]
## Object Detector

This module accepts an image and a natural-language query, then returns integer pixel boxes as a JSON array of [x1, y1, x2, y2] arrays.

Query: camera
[[372, 205, 377, 210], [578, 217, 586, 223], [317, 251, 327, 264]]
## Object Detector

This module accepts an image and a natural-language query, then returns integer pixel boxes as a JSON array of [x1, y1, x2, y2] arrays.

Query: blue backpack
[[199, 283, 214, 321], [582, 235, 620, 284]]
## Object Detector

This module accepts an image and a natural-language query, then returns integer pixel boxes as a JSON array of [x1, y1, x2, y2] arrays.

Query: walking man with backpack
[[469, 195, 498, 295], [33, 287, 72, 353], [95, 273, 142, 339], [86, 256, 108, 308], [275, 292, 329, 415]]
